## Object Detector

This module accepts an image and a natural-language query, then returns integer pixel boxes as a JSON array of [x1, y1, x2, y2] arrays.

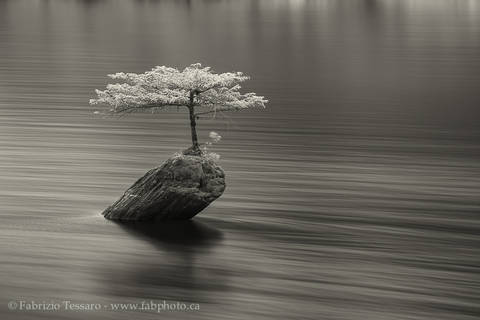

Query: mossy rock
[[102, 153, 226, 221]]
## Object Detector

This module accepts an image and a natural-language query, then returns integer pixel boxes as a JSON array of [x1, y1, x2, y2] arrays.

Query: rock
[[102, 153, 226, 221]]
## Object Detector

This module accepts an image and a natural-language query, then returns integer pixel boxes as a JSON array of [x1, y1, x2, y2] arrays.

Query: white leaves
[[206, 152, 220, 161], [195, 85, 268, 116], [209, 131, 222, 143], [90, 63, 267, 115]]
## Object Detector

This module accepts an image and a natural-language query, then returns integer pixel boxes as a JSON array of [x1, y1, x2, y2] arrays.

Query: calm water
[[1, 0, 480, 319]]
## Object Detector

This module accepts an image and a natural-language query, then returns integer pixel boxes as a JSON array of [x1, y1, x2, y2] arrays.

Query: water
[[1, 0, 480, 319]]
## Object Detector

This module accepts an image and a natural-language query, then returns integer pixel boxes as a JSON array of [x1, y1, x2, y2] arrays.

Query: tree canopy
[[90, 63, 268, 153], [90, 63, 268, 116]]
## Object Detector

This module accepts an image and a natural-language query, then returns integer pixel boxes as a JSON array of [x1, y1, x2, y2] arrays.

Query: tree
[[90, 63, 268, 154]]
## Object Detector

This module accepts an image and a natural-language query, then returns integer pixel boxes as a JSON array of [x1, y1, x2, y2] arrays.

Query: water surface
[[1, 1, 479, 319]]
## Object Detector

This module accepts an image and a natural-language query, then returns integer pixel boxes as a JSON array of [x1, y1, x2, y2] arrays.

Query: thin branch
[[195, 85, 221, 95], [114, 102, 188, 114]]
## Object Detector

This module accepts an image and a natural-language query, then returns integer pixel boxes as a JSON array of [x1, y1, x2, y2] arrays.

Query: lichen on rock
[[102, 152, 226, 221]]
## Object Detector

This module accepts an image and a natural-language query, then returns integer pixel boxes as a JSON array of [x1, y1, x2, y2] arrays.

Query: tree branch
[[113, 102, 188, 113]]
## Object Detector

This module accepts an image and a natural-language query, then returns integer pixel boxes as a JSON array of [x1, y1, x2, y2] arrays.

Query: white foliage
[[209, 131, 222, 143], [90, 63, 268, 116]]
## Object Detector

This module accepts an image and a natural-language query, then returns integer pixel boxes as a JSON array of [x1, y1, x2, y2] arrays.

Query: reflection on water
[[117, 220, 224, 248], [103, 221, 228, 303], [0, 0, 480, 319]]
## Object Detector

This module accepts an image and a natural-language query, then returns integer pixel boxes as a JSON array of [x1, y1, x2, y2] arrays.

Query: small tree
[[90, 63, 268, 154]]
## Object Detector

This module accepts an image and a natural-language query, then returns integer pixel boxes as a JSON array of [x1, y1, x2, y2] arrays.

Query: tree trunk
[[189, 106, 199, 151], [188, 91, 199, 151]]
